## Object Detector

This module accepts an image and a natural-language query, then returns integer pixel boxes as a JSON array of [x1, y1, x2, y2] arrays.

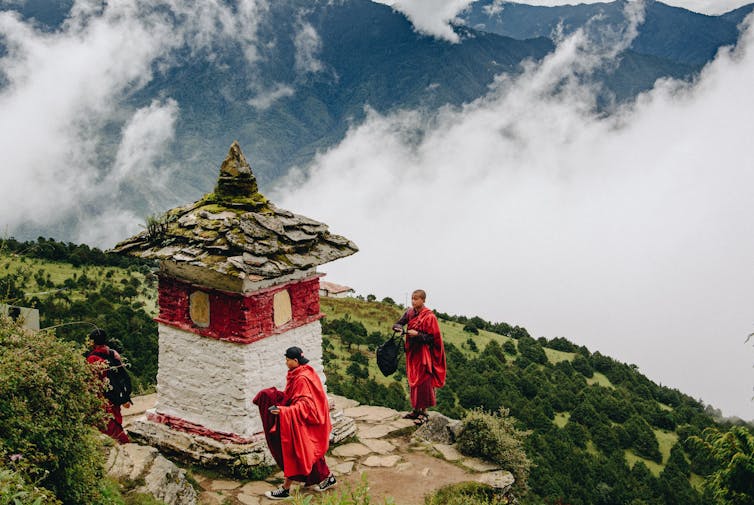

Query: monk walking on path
[[393, 289, 447, 425], [253, 346, 336, 500]]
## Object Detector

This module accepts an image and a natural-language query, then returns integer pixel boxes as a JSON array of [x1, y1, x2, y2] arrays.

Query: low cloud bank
[[0, 0, 269, 244], [278, 8, 754, 418]]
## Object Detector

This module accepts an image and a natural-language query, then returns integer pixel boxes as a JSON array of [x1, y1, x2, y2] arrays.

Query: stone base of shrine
[[126, 403, 356, 476], [126, 413, 273, 475]]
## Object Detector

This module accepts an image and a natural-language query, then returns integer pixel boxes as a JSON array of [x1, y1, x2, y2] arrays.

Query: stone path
[[122, 395, 513, 505]]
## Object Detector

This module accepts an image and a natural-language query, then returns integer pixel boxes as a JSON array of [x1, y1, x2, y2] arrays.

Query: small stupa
[[112, 141, 357, 469]]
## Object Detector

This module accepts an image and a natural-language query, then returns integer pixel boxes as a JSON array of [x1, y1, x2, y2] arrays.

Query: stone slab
[[240, 481, 273, 495], [361, 438, 396, 455], [476, 470, 515, 490], [389, 419, 416, 430], [330, 394, 360, 411], [344, 405, 400, 422], [357, 424, 396, 440], [362, 455, 401, 468], [331, 442, 372, 459], [433, 443, 464, 462], [209, 479, 242, 491], [461, 458, 501, 472], [332, 461, 355, 476], [237, 493, 262, 505]]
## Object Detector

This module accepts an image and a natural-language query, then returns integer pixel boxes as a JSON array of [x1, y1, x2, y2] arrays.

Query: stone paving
[[122, 394, 514, 505]]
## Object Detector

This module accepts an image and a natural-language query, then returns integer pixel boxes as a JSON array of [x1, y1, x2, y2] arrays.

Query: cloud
[[248, 83, 296, 110], [294, 19, 324, 74], [277, 8, 754, 419], [0, 0, 269, 244], [373, 0, 473, 42]]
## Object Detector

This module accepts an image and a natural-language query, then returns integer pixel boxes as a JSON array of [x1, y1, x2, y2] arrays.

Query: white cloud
[[248, 83, 296, 110], [294, 20, 324, 74], [0, 0, 269, 244], [277, 9, 754, 419], [110, 99, 179, 183], [373, 0, 472, 42]]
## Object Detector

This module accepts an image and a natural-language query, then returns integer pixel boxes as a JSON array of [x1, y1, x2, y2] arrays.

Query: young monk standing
[[393, 289, 446, 425], [253, 346, 336, 500]]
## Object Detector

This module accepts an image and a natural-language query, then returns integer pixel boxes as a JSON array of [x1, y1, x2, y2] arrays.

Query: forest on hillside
[[1, 238, 753, 505]]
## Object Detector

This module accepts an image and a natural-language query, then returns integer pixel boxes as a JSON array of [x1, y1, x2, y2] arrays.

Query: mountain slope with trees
[[319, 296, 753, 505]]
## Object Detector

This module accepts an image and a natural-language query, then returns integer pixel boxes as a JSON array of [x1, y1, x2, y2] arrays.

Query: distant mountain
[[461, 0, 752, 66], [1, 0, 750, 241]]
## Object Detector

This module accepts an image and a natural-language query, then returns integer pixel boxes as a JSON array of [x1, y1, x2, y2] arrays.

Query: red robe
[[277, 364, 331, 478], [405, 307, 446, 390], [86, 345, 130, 444]]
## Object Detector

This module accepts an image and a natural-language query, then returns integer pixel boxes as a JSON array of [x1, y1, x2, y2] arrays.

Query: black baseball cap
[[284, 346, 310, 365]]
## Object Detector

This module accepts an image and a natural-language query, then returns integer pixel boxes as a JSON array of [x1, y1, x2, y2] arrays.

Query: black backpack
[[376, 332, 403, 377], [88, 350, 132, 406]]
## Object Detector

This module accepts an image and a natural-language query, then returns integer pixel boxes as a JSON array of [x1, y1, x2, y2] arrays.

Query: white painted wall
[[155, 321, 325, 437]]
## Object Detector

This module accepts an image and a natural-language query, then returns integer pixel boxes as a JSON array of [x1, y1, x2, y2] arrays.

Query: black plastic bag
[[376, 332, 403, 376]]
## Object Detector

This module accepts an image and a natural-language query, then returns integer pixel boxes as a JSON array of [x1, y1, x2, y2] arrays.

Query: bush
[[0, 316, 108, 504], [289, 474, 393, 504], [456, 408, 532, 494], [0, 467, 61, 505], [426, 482, 513, 505]]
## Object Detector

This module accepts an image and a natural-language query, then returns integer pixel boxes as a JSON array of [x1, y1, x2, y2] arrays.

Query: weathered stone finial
[[215, 141, 258, 198]]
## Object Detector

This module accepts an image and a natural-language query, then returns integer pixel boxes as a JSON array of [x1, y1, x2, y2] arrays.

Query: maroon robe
[[400, 307, 446, 409]]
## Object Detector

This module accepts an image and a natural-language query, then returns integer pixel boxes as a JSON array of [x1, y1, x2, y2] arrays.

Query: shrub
[[0, 466, 61, 505], [456, 408, 532, 494], [289, 474, 394, 504], [0, 316, 108, 504], [425, 482, 513, 505]]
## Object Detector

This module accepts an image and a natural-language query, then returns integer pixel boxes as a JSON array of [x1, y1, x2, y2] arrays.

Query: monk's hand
[[407, 329, 418, 337]]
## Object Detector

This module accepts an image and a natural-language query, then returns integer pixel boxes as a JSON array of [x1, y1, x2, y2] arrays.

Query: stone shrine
[[112, 142, 357, 469]]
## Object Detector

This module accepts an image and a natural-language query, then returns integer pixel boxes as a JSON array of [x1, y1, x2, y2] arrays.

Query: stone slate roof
[[111, 142, 358, 280]]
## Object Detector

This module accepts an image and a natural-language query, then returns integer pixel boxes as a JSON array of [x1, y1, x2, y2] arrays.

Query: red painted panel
[[156, 274, 323, 343], [146, 410, 263, 444]]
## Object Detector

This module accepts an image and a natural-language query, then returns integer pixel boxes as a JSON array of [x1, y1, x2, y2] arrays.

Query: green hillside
[[319, 296, 749, 505], [0, 238, 159, 391]]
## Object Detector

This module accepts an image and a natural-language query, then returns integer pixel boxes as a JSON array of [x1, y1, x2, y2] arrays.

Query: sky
[[0, 0, 753, 419]]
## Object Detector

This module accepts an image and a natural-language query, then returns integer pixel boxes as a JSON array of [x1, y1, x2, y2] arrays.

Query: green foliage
[[516, 336, 547, 365], [288, 474, 394, 505], [425, 482, 512, 505], [0, 467, 61, 505], [0, 317, 108, 504], [625, 415, 662, 463], [689, 426, 754, 505], [456, 408, 531, 494]]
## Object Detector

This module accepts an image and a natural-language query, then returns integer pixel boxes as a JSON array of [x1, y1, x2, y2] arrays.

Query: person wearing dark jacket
[[86, 328, 131, 444]]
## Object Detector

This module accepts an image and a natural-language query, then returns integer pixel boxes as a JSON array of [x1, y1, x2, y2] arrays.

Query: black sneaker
[[315, 474, 337, 492], [264, 486, 290, 500]]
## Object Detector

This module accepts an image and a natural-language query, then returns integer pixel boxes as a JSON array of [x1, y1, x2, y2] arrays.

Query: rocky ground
[[120, 395, 513, 505]]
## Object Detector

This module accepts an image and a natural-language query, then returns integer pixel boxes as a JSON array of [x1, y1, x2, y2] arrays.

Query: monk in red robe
[[85, 329, 131, 444], [253, 346, 336, 500], [393, 289, 446, 425]]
